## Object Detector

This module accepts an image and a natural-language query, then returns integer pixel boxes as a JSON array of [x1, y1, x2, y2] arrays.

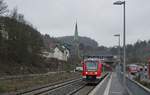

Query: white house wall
[[53, 47, 65, 61], [48, 53, 54, 58], [42, 47, 70, 61]]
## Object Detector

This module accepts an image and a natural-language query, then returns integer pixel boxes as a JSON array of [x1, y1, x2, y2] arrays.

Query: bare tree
[[11, 7, 25, 23], [11, 7, 18, 19], [0, 0, 8, 15]]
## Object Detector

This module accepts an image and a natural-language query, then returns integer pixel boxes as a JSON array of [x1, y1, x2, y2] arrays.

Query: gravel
[[45, 80, 85, 95], [73, 85, 95, 95]]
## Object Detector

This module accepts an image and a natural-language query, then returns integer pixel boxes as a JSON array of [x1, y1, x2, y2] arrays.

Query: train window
[[86, 61, 98, 71]]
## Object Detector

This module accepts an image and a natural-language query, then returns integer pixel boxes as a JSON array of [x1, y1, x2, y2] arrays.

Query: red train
[[81, 56, 106, 83]]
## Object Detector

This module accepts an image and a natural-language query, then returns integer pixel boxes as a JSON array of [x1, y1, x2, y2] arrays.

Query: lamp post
[[114, 34, 120, 64], [113, 1, 126, 86]]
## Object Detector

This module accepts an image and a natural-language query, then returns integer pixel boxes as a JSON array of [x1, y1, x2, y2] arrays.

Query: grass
[[134, 77, 150, 89], [0, 72, 81, 94], [139, 81, 150, 89]]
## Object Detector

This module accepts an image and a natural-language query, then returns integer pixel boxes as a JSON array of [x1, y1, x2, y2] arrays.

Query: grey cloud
[[5, 0, 150, 46]]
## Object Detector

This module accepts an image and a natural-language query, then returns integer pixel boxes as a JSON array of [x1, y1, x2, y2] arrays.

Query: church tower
[[74, 21, 80, 61], [74, 22, 79, 42]]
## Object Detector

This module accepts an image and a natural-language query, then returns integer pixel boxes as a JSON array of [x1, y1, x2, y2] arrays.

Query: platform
[[89, 72, 129, 95], [105, 72, 128, 95]]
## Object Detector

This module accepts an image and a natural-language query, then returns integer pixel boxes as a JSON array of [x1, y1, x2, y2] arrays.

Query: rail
[[69, 72, 109, 95], [126, 77, 150, 95], [16, 78, 82, 95]]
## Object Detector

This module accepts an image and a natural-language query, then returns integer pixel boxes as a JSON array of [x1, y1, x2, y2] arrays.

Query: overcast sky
[[5, 0, 150, 47]]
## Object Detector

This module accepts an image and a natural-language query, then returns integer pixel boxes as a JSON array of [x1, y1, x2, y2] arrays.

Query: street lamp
[[113, 1, 126, 86], [114, 34, 120, 64]]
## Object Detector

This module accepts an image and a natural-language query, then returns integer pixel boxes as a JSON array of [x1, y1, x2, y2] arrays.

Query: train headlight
[[85, 72, 88, 74], [95, 72, 97, 74]]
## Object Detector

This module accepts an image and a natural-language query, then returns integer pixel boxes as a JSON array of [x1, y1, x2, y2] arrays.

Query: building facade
[[42, 45, 70, 61]]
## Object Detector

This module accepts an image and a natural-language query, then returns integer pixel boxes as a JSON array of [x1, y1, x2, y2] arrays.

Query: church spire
[[74, 21, 80, 61], [74, 21, 79, 42]]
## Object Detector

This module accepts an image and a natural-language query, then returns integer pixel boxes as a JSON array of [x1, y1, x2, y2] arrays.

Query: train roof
[[83, 58, 104, 62], [83, 55, 114, 59]]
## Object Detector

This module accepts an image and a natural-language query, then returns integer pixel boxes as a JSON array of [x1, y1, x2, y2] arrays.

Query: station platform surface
[[104, 72, 129, 95], [89, 72, 129, 95]]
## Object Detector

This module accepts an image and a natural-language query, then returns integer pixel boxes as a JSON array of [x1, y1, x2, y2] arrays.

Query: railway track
[[45, 79, 85, 95], [17, 73, 109, 95], [67, 73, 109, 95], [67, 84, 95, 95], [17, 78, 82, 95]]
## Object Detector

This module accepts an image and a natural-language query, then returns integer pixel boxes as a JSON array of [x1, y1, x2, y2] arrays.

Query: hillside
[[0, 16, 47, 75], [109, 40, 150, 64], [56, 36, 99, 57], [0, 16, 68, 75], [0, 17, 74, 75], [126, 40, 150, 63], [57, 36, 98, 48]]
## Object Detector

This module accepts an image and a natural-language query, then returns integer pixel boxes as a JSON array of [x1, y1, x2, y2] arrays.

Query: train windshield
[[86, 61, 98, 71]]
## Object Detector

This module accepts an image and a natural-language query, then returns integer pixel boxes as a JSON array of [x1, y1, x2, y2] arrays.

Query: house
[[42, 51, 54, 58], [42, 45, 70, 61], [53, 45, 70, 61]]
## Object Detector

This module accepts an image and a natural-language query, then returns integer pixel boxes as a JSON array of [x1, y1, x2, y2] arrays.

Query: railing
[[126, 77, 150, 95]]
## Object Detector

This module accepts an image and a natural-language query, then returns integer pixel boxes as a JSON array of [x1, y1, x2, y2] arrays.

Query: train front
[[82, 59, 102, 83]]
